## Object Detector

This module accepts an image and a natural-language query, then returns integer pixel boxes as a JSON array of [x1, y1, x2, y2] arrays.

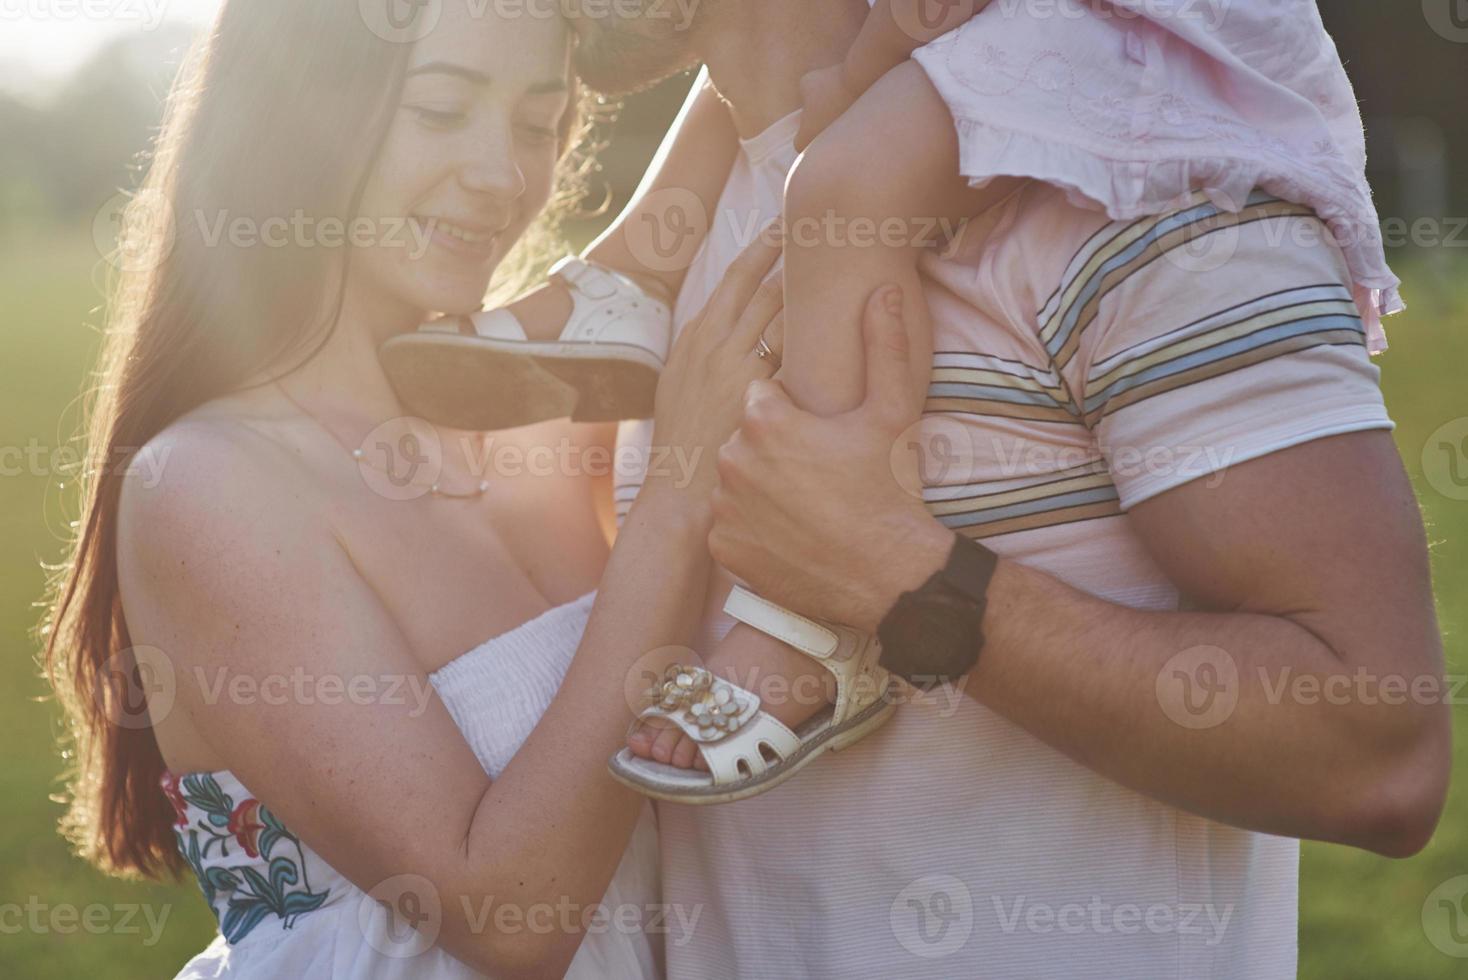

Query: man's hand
[[708, 283, 1449, 857], [709, 285, 953, 630]]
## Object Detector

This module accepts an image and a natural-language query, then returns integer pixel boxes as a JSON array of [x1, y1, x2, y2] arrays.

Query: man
[[573, 1, 1449, 976]]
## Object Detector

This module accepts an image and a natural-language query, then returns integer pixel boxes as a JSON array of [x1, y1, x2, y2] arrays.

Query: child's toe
[[670, 736, 701, 770], [650, 725, 683, 764], [627, 724, 657, 758]]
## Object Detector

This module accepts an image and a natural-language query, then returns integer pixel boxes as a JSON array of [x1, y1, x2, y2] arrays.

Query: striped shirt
[[617, 114, 1392, 980]]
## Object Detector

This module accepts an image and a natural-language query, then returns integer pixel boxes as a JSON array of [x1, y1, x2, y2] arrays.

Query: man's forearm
[[876, 521, 1448, 857]]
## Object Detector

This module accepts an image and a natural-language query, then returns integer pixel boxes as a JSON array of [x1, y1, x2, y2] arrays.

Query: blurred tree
[[1319, 2, 1468, 223], [0, 23, 195, 226]]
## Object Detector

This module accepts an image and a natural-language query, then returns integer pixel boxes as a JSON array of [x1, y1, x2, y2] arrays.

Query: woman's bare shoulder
[[116, 394, 333, 600]]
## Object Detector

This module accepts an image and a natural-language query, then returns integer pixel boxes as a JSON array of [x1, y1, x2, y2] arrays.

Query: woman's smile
[[414, 215, 504, 262]]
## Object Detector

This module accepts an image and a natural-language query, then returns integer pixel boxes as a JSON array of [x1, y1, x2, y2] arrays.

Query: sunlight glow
[[0, 0, 222, 96]]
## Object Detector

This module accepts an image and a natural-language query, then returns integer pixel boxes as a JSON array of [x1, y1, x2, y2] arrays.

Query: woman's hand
[[645, 220, 786, 506]]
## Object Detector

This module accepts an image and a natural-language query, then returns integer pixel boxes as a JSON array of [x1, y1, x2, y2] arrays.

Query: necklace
[[275, 381, 490, 501]]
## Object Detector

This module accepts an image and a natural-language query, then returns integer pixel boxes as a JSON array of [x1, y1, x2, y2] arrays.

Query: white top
[[616, 103, 1391, 978], [171, 592, 663, 980]]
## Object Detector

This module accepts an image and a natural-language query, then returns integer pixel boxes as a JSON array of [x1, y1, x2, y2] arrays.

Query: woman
[[40, 1, 783, 975]]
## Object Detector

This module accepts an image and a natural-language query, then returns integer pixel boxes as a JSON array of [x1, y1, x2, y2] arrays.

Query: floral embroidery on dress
[[163, 771, 333, 944]]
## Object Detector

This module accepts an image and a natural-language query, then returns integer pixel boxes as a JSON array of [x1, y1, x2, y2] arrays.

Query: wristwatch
[[876, 534, 997, 691]]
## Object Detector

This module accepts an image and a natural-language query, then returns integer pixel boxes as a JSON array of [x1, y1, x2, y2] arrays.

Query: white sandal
[[379, 257, 672, 431], [607, 586, 896, 804]]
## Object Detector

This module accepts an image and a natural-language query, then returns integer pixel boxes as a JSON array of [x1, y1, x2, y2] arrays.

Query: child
[[392, 0, 1402, 801]]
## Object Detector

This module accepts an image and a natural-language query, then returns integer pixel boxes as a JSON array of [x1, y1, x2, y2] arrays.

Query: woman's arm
[[120, 232, 783, 979], [120, 429, 697, 978], [582, 67, 739, 300]]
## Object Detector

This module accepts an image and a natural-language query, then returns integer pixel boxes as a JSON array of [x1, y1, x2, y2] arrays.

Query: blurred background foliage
[[1, 2, 1466, 976]]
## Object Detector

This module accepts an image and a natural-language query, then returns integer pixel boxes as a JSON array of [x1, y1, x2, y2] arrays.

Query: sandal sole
[[535, 348, 660, 423], [607, 692, 897, 806], [379, 333, 659, 430]]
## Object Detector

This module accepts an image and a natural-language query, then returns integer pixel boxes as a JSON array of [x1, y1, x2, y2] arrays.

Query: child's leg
[[501, 279, 576, 343], [783, 60, 1001, 415], [503, 73, 738, 344], [629, 63, 998, 771]]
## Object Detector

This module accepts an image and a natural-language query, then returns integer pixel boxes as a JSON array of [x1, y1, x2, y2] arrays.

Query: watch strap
[[875, 533, 996, 690], [940, 535, 998, 607]]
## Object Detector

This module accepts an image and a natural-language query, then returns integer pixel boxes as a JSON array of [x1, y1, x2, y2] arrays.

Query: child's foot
[[378, 257, 672, 431], [504, 277, 574, 342], [608, 586, 896, 804], [626, 622, 838, 771]]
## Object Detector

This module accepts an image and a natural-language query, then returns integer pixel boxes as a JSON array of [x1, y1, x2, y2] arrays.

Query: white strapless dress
[[170, 592, 663, 979]]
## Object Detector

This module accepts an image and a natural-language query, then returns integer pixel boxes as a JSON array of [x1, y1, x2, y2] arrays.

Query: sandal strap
[[550, 256, 673, 304], [632, 663, 803, 787], [699, 713, 802, 787], [636, 664, 761, 744], [723, 586, 889, 728], [460, 307, 529, 341], [547, 257, 672, 356], [724, 587, 840, 660], [549, 256, 622, 300]]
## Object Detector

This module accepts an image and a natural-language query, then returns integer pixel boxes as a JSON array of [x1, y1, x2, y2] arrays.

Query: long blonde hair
[[40, 0, 593, 879]]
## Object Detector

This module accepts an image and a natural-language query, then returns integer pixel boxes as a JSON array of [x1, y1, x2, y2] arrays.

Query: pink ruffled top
[[912, 0, 1400, 351]]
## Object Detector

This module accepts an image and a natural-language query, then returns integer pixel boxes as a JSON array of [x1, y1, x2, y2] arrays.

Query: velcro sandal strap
[[723, 586, 839, 660], [549, 256, 624, 301], [724, 586, 890, 728], [551, 256, 673, 308], [462, 308, 529, 342]]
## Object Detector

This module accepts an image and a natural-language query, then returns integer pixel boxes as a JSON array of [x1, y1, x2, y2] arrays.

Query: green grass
[[0, 229, 218, 975], [1, 230, 1465, 977], [1295, 254, 1468, 980]]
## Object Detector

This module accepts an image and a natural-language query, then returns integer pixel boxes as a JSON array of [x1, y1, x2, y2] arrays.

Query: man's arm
[[710, 286, 1450, 858], [962, 431, 1446, 856]]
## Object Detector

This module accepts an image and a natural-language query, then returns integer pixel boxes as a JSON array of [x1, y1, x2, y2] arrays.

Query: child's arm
[[582, 67, 739, 301], [846, 0, 988, 94], [797, 0, 989, 150]]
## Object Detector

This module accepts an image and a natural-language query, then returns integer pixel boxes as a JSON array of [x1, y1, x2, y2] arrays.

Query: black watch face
[[879, 593, 983, 691]]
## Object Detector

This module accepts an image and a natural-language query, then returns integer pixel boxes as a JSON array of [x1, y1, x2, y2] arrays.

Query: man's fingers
[[858, 285, 922, 429]]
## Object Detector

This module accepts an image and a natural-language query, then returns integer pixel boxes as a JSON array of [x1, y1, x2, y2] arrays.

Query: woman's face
[[353, 6, 572, 322]]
